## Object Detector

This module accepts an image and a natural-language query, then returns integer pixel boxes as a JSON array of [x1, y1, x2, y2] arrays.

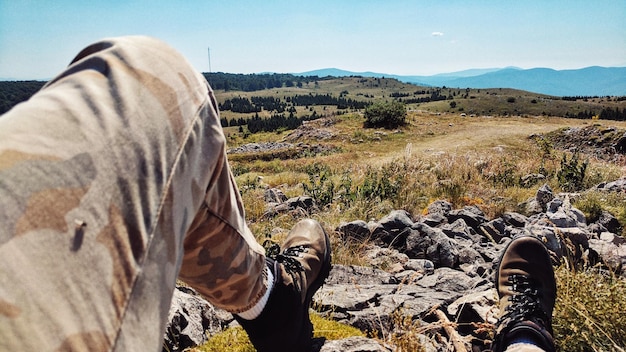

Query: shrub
[[357, 165, 402, 203], [364, 101, 407, 129], [302, 167, 336, 208], [557, 152, 588, 192]]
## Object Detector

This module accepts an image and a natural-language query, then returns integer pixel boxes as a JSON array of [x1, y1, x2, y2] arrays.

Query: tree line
[[219, 111, 322, 133], [219, 93, 370, 114], [203, 72, 326, 92], [564, 107, 626, 121], [0, 81, 47, 114]]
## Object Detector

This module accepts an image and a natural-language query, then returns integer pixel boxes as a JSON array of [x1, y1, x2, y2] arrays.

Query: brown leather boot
[[492, 235, 556, 352], [235, 219, 332, 352]]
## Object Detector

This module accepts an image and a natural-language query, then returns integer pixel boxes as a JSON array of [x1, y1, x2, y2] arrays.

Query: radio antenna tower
[[207, 47, 212, 73]]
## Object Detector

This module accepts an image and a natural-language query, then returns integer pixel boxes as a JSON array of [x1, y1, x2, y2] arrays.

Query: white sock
[[236, 266, 274, 320]]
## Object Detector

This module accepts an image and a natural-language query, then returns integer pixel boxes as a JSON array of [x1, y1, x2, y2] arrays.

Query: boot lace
[[266, 243, 306, 272], [497, 274, 550, 327], [264, 241, 308, 291]]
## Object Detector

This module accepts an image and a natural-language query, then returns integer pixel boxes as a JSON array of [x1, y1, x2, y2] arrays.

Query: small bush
[[303, 168, 336, 208], [364, 101, 407, 129], [557, 152, 588, 192], [357, 165, 402, 203]]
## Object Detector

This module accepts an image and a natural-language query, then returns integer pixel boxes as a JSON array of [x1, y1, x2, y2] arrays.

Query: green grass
[[190, 313, 365, 352]]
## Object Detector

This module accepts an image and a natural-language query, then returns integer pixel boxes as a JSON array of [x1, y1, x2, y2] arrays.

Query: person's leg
[[492, 236, 556, 352], [0, 36, 267, 351]]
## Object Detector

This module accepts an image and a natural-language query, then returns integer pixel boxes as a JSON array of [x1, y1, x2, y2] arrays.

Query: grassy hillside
[[209, 80, 626, 350], [212, 76, 626, 125]]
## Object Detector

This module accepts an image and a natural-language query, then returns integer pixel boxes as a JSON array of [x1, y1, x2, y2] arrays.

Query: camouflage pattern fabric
[[0, 36, 267, 351]]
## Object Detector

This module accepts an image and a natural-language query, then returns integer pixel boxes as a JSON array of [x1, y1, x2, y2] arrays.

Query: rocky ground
[[539, 124, 626, 162], [163, 178, 626, 352]]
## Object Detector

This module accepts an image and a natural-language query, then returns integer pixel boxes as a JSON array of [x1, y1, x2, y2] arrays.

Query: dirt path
[[361, 115, 626, 166], [410, 116, 583, 153]]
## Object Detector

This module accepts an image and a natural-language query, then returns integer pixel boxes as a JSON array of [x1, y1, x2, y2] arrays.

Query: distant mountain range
[[297, 66, 626, 97]]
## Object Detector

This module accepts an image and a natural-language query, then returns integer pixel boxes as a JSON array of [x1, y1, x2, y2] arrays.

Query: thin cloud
[[431, 31, 444, 37]]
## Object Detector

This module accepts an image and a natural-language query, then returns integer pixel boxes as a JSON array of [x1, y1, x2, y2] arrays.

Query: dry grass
[[220, 107, 626, 350], [553, 267, 626, 351]]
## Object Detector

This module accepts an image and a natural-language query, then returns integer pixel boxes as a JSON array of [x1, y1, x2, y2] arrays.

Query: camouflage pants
[[0, 36, 267, 351]]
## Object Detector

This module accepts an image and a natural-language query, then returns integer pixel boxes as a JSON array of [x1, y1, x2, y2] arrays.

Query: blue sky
[[1, 0, 625, 80]]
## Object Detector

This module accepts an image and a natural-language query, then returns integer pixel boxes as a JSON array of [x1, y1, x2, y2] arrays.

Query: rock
[[587, 222, 608, 236], [501, 212, 528, 227], [457, 246, 485, 265], [521, 197, 544, 215], [227, 142, 294, 154], [319, 336, 394, 352], [325, 264, 398, 285], [447, 288, 498, 349], [521, 173, 546, 188], [315, 284, 397, 313], [337, 220, 371, 241], [364, 246, 409, 270], [448, 205, 487, 231], [589, 238, 626, 276], [441, 219, 480, 243], [525, 224, 565, 260], [473, 240, 504, 262], [371, 210, 414, 249], [378, 210, 415, 231], [395, 285, 463, 317], [417, 267, 487, 293], [406, 224, 460, 268], [421, 211, 448, 227], [283, 119, 335, 142], [479, 218, 507, 242], [596, 177, 626, 192], [426, 200, 453, 216], [615, 132, 626, 153], [546, 205, 579, 228], [536, 184, 555, 211], [403, 259, 435, 274], [596, 211, 623, 234], [163, 286, 233, 352], [546, 196, 586, 228], [166, 182, 621, 351], [262, 194, 318, 218], [448, 288, 498, 324], [264, 188, 287, 203], [285, 196, 316, 211]]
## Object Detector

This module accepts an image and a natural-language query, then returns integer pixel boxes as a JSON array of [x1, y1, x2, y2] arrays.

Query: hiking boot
[[492, 235, 556, 352], [235, 219, 332, 352]]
